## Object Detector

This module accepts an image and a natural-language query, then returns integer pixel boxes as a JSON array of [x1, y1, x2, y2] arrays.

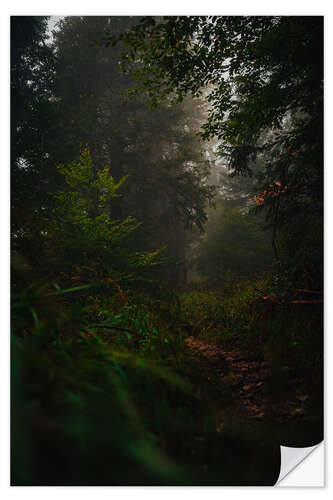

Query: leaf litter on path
[[185, 336, 311, 426]]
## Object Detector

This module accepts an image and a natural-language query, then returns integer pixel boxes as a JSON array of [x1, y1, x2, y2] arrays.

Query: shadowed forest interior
[[11, 15, 323, 486]]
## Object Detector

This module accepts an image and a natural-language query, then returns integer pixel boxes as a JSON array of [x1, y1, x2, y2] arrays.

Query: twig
[[289, 300, 323, 305], [83, 324, 138, 335]]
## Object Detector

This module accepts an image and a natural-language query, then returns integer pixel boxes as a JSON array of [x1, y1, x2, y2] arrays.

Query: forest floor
[[185, 335, 313, 429]]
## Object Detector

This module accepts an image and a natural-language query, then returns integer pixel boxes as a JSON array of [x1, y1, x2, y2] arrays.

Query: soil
[[185, 335, 314, 428]]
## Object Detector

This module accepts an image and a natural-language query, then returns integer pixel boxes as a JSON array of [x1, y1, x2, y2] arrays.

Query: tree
[[11, 16, 59, 261], [52, 16, 214, 285], [45, 146, 163, 289], [197, 201, 271, 282], [112, 16, 323, 283], [11, 16, 52, 156]]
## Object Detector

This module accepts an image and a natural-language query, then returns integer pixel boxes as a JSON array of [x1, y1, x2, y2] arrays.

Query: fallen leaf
[[297, 395, 309, 401]]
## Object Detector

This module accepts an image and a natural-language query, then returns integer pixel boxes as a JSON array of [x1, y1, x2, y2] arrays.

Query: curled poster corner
[[276, 442, 324, 486]]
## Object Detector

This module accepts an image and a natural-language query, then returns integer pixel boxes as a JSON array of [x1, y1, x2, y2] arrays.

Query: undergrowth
[[11, 274, 322, 486], [178, 273, 323, 368]]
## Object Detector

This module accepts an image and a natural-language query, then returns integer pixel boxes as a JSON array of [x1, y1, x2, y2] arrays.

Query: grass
[[11, 276, 323, 485]]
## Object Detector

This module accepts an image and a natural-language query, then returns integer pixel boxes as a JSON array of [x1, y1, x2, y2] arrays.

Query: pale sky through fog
[[46, 16, 63, 42]]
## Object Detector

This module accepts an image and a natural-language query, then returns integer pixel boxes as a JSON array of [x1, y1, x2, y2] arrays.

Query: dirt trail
[[186, 336, 310, 425]]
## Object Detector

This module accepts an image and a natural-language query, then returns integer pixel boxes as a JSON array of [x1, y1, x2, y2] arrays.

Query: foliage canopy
[[112, 16, 323, 268]]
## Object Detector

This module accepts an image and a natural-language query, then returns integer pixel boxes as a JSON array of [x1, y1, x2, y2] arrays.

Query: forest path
[[185, 336, 310, 427]]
